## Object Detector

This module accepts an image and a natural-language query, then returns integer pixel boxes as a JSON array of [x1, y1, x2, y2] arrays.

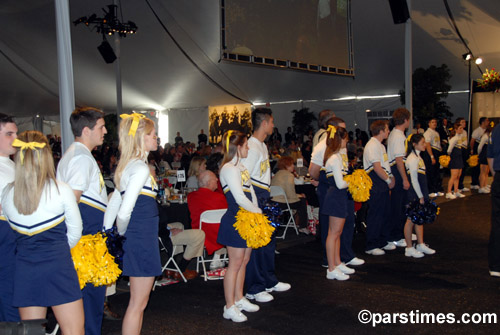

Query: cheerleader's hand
[[419, 197, 425, 205]]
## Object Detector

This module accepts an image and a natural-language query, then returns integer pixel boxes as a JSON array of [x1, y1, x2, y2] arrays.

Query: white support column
[[54, 0, 75, 153], [405, 0, 413, 131]]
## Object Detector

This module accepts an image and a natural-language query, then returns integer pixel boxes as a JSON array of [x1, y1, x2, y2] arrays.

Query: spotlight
[[462, 53, 472, 61], [475, 57, 483, 65]]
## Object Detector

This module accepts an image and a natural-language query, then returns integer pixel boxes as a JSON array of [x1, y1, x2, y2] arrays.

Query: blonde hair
[[12, 131, 57, 215], [188, 156, 206, 177], [114, 116, 155, 189]]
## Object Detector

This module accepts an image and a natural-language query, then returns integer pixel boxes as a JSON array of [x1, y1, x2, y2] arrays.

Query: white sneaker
[[416, 243, 436, 255], [365, 248, 385, 256], [460, 187, 470, 192], [437, 192, 445, 196], [412, 233, 417, 241], [470, 185, 480, 190], [392, 239, 407, 247], [346, 257, 365, 266], [223, 305, 247, 322], [479, 187, 491, 194], [326, 268, 350, 280], [246, 291, 274, 303], [405, 247, 424, 258], [337, 263, 355, 274], [490, 271, 500, 277], [486, 185, 491, 190], [382, 242, 396, 251], [446, 192, 456, 199], [266, 282, 291, 292], [429, 193, 438, 198], [455, 192, 466, 198], [235, 297, 259, 312]]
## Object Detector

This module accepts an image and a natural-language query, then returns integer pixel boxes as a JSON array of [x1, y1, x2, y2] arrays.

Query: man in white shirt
[[387, 108, 411, 248], [243, 108, 290, 303], [313, 109, 335, 148], [470, 117, 489, 189], [56, 107, 108, 335], [363, 120, 395, 255], [0, 113, 19, 322], [423, 118, 444, 197]]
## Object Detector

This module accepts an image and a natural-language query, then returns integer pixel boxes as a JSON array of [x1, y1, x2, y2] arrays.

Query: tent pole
[[405, 0, 413, 132], [114, 0, 123, 119], [54, 0, 75, 154]]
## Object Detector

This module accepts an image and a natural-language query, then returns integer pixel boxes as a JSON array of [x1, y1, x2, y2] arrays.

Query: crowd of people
[[0, 105, 498, 333]]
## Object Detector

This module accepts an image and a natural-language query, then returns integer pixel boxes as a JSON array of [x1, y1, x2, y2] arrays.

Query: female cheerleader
[[404, 134, 436, 258], [2, 131, 84, 334], [478, 127, 492, 193], [217, 130, 261, 322], [446, 122, 465, 199], [322, 125, 353, 280], [104, 114, 160, 335]]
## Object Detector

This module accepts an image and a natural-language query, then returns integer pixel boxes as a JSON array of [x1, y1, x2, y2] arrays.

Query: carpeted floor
[[100, 191, 500, 335]]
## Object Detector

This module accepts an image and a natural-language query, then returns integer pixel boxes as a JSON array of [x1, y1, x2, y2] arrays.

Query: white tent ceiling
[[1, 0, 499, 119]]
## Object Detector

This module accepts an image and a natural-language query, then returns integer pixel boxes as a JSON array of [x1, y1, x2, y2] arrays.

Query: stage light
[[475, 57, 483, 65], [462, 53, 472, 61]]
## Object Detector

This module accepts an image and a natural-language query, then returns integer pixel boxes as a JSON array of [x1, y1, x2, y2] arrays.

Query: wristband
[[385, 177, 392, 185]]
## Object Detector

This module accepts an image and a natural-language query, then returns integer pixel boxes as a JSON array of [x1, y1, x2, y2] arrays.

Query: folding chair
[[154, 236, 186, 287], [195, 209, 228, 281], [270, 185, 298, 239]]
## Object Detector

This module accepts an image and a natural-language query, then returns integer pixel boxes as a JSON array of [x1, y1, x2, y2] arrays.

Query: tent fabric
[[1, 0, 499, 129]]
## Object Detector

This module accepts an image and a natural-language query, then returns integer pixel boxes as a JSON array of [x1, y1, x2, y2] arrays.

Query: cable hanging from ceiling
[[143, 0, 251, 105], [443, 0, 483, 75]]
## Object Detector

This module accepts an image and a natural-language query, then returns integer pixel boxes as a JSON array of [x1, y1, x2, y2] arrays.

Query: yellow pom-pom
[[467, 154, 479, 167], [234, 208, 275, 249], [343, 169, 373, 202], [71, 233, 122, 289], [439, 155, 451, 168]]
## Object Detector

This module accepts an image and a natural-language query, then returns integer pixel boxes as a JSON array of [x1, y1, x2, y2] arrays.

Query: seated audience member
[[285, 140, 304, 164], [186, 156, 207, 189], [271, 156, 309, 234], [152, 166, 205, 280], [187, 170, 229, 269], [206, 152, 224, 194]]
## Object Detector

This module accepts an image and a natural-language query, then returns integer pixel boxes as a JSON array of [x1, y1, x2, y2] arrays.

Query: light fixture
[[475, 57, 483, 65], [74, 3, 137, 64], [462, 53, 472, 61]]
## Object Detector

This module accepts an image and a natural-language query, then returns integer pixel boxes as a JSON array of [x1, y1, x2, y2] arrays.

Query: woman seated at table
[[271, 156, 309, 234], [186, 156, 207, 189]]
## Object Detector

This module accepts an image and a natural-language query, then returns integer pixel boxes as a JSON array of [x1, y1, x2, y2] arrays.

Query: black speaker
[[97, 41, 117, 64], [388, 0, 410, 24]]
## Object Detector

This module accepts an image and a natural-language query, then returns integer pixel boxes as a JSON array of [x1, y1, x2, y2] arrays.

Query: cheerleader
[[456, 118, 469, 192], [103, 114, 161, 335], [404, 134, 436, 258], [321, 125, 353, 280], [2, 131, 84, 334], [446, 123, 465, 199], [478, 127, 492, 193], [217, 130, 261, 322]]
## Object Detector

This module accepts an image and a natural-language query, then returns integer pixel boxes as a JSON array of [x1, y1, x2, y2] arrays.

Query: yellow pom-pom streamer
[[467, 154, 479, 167], [234, 208, 275, 249], [439, 155, 451, 168], [71, 234, 122, 289], [343, 169, 373, 202]]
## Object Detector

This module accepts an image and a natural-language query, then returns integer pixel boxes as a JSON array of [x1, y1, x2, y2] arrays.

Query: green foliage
[[292, 108, 317, 139], [400, 64, 454, 125], [103, 113, 118, 145]]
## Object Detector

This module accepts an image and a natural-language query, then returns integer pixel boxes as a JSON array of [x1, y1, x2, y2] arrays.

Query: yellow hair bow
[[226, 130, 233, 153], [404, 134, 414, 153], [120, 113, 145, 137], [327, 125, 337, 138], [12, 138, 46, 165]]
